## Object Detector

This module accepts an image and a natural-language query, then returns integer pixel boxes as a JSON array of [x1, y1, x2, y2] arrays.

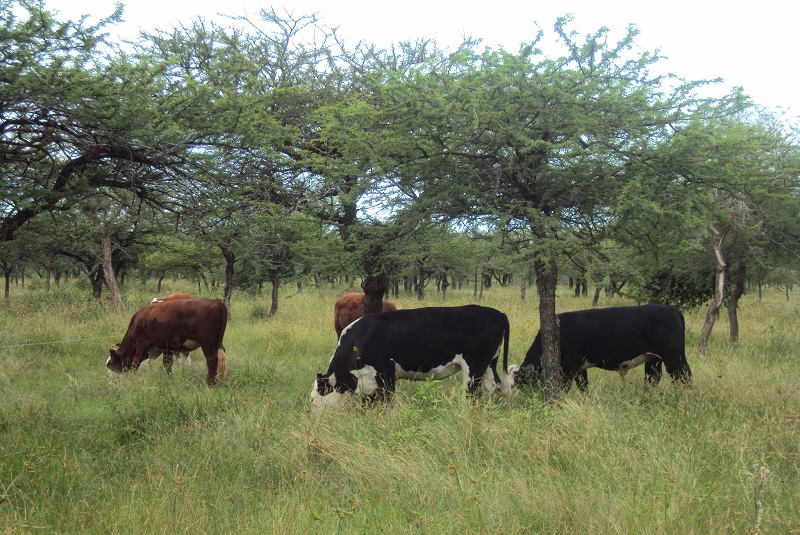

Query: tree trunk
[[535, 257, 562, 402], [221, 247, 235, 311], [268, 269, 279, 317], [440, 274, 449, 300], [592, 286, 601, 307], [99, 234, 124, 314], [89, 267, 104, 300], [361, 274, 387, 315], [727, 255, 746, 343], [520, 275, 527, 301], [698, 224, 731, 354], [314, 273, 325, 299]]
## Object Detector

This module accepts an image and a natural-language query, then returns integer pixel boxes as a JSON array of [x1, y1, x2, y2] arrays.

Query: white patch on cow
[[309, 369, 380, 410], [579, 359, 596, 371], [483, 343, 504, 395], [309, 377, 349, 409], [352, 365, 379, 396], [394, 355, 465, 382], [617, 353, 657, 377], [505, 364, 520, 390], [481, 364, 498, 395]]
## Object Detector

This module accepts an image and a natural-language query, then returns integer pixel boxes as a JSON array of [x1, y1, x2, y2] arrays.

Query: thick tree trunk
[[727, 255, 747, 343], [698, 224, 731, 354], [592, 286, 601, 307], [534, 258, 562, 402], [361, 274, 387, 315]]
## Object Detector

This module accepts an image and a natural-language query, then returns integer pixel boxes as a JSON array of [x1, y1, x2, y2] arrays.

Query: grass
[[0, 280, 798, 533]]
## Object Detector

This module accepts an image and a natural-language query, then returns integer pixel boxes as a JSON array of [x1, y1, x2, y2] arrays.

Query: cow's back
[[560, 304, 684, 361], [343, 305, 506, 370]]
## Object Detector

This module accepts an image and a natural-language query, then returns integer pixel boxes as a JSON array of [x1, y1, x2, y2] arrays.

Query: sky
[[42, 0, 799, 114]]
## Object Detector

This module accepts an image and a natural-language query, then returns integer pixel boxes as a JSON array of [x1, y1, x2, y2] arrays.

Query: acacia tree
[[399, 19, 709, 398], [0, 2, 209, 245]]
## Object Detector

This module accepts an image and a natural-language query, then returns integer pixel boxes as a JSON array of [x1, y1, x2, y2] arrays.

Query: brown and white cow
[[107, 298, 228, 385], [334, 292, 397, 338]]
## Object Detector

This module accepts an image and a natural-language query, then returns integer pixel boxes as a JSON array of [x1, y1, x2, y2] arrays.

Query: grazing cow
[[149, 292, 195, 368], [107, 298, 228, 385], [311, 305, 510, 408], [334, 292, 397, 338], [509, 304, 692, 392]]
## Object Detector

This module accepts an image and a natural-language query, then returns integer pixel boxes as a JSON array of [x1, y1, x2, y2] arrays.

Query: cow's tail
[[500, 312, 511, 394], [216, 302, 229, 381], [217, 347, 228, 381]]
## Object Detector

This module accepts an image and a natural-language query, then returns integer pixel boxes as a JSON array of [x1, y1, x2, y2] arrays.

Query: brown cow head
[[106, 344, 136, 373]]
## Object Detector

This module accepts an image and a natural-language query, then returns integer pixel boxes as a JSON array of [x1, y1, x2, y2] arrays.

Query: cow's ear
[[316, 372, 324, 379]]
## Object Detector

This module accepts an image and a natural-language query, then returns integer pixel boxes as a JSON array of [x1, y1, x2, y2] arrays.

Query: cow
[[310, 305, 510, 408], [148, 292, 195, 368], [509, 304, 692, 392], [334, 292, 397, 338], [107, 298, 228, 385]]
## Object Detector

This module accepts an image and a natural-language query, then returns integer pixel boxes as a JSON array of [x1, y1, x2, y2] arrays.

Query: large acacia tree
[[399, 19, 712, 398]]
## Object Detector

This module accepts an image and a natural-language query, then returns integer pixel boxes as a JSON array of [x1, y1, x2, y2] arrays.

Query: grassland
[[0, 280, 798, 534]]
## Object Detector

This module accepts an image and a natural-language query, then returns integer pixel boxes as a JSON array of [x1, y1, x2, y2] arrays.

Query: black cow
[[310, 305, 510, 408], [510, 304, 691, 392]]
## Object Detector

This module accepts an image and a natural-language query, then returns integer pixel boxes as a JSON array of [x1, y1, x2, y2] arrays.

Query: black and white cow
[[510, 304, 692, 392], [310, 305, 510, 408]]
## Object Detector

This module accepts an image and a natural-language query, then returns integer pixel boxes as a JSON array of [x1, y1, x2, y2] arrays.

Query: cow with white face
[[310, 305, 510, 408]]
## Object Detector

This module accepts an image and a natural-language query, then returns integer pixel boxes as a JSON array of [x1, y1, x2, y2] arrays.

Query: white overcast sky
[[43, 0, 799, 114]]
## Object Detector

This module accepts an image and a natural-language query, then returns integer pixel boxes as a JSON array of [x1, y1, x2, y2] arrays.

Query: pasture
[[1, 281, 798, 533]]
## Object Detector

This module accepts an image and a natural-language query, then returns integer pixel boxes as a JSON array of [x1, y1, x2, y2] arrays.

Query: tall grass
[[1, 281, 798, 533]]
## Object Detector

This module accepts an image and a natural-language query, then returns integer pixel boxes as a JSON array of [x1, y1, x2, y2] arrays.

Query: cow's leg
[[133, 345, 151, 370], [373, 371, 395, 403], [201, 346, 219, 386], [664, 357, 692, 386], [574, 370, 589, 392], [465, 371, 485, 397], [162, 352, 174, 375], [644, 359, 663, 386]]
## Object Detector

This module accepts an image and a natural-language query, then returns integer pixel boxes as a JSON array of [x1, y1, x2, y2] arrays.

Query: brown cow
[[334, 292, 397, 338], [145, 292, 195, 370], [107, 298, 228, 385]]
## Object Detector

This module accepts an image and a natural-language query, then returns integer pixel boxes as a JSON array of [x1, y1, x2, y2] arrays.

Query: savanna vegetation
[[2, 1, 800, 531], [1, 280, 798, 533]]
